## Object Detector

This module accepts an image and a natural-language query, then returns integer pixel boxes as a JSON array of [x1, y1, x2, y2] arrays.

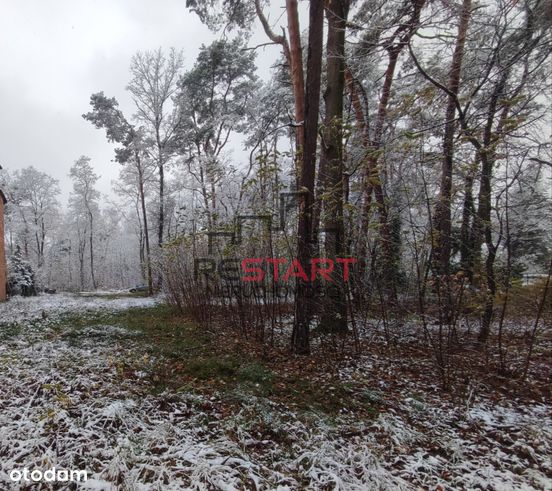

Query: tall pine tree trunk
[[285, 0, 306, 180], [292, 0, 324, 355], [433, 0, 472, 319], [319, 0, 350, 332]]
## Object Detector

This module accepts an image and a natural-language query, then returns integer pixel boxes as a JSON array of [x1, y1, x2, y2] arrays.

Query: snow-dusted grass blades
[[0, 294, 550, 490]]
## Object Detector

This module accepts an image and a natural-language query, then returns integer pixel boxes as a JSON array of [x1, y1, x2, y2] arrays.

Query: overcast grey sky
[[0, 0, 291, 202]]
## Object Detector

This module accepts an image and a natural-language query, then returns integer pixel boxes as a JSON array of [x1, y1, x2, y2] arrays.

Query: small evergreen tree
[[7, 249, 37, 297]]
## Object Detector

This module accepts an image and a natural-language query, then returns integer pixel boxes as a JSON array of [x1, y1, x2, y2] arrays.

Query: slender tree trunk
[[319, 0, 350, 332], [35, 229, 42, 268], [158, 160, 164, 247], [346, 0, 425, 303], [285, 0, 306, 180], [364, 51, 399, 295], [78, 225, 86, 291], [23, 224, 29, 259], [210, 180, 217, 224], [135, 199, 146, 281], [352, 50, 400, 301], [473, 73, 509, 342], [433, 0, 472, 320], [460, 159, 477, 281], [40, 219, 46, 266], [292, 0, 324, 355], [345, 68, 370, 301], [88, 210, 96, 289], [157, 155, 165, 289], [137, 156, 153, 295], [475, 150, 496, 342], [254, 0, 305, 181], [522, 257, 552, 380]]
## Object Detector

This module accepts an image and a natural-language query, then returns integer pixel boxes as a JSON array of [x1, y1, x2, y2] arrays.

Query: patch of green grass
[[237, 361, 275, 385], [179, 357, 275, 396], [184, 355, 240, 380], [277, 375, 380, 417], [110, 306, 377, 415], [84, 306, 277, 397], [50, 310, 117, 331], [76, 291, 150, 300], [53, 304, 204, 351], [22, 304, 378, 416], [108, 305, 211, 358], [0, 323, 22, 341]]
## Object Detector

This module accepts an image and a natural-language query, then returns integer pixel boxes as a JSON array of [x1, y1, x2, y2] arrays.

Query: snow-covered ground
[[0, 294, 550, 490], [0, 292, 160, 325]]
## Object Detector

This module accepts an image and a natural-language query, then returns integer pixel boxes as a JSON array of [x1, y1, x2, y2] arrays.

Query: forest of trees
[[1, 0, 550, 372]]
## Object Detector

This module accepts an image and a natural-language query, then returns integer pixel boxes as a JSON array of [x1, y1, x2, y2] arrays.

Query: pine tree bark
[[432, 0, 471, 323], [319, 0, 350, 332], [254, 0, 305, 179], [292, 0, 324, 355], [285, 0, 306, 177]]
